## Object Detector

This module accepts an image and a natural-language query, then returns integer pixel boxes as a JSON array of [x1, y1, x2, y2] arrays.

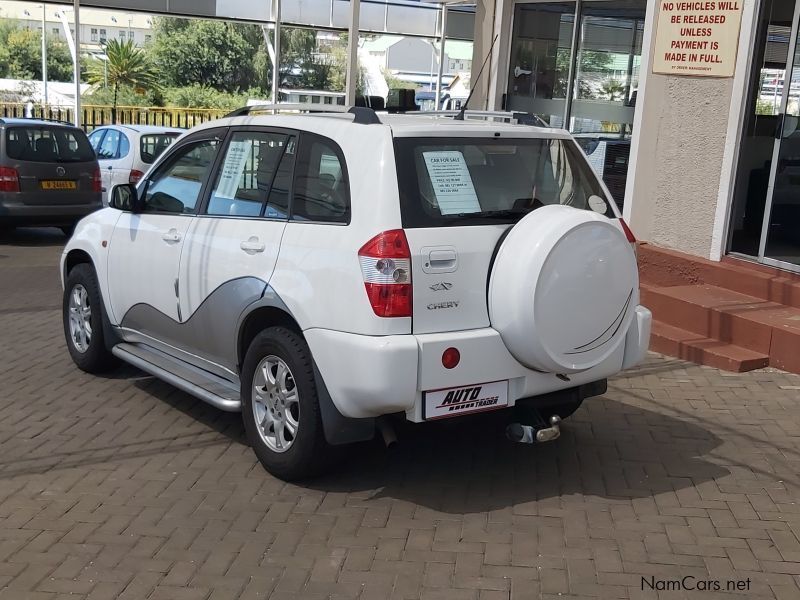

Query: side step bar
[[112, 342, 241, 412]]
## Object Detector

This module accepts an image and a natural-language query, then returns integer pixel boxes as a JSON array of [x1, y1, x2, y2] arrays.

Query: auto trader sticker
[[422, 151, 481, 215], [424, 380, 509, 420]]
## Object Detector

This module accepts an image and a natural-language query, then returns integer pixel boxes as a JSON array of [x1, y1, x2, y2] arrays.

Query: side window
[[206, 131, 291, 217], [97, 129, 120, 159], [291, 135, 350, 223], [87, 129, 105, 151], [142, 139, 219, 215], [118, 133, 130, 159]]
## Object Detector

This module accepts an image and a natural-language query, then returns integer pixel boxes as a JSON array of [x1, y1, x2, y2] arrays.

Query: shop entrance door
[[762, 1, 800, 269], [729, 0, 800, 271]]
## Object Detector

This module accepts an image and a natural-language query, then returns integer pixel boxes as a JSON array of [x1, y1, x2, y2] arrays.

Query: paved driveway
[[1, 228, 800, 600]]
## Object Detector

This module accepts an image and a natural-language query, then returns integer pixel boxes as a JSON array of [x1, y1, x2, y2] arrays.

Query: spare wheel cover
[[488, 204, 638, 373]]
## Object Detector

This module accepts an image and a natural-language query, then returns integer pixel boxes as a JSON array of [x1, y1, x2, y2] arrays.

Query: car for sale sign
[[652, 1, 744, 77]]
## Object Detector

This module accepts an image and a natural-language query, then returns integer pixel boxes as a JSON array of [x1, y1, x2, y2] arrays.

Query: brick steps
[[639, 244, 800, 373], [639, 243, 800, 309], [650, 321, 769, 372]]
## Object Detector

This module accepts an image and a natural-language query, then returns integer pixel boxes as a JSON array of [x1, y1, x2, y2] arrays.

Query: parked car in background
[[87, 125, 182, 204], [0, 118, 102, 235]]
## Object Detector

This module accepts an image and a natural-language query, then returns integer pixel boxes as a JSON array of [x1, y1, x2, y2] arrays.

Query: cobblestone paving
[[1, 228, 800, 599]]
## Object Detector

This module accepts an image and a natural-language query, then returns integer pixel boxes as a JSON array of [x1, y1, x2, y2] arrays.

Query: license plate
[[423, 380, 508, 420], [41, 180, 76, 190]]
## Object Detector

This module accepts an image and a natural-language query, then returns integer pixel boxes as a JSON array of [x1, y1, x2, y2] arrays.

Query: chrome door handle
[[240, 237, 265, 254], [162, 229, 181, 243]]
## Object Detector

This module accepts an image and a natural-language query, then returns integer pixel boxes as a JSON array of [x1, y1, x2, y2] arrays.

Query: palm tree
[[87, 39, 159, 123]]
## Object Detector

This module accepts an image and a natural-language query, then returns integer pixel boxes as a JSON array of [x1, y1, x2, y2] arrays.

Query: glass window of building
[[506, 0, 645, 207]]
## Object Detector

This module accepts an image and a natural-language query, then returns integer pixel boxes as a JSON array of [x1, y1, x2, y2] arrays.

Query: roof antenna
[[453, 34, 498, 121]]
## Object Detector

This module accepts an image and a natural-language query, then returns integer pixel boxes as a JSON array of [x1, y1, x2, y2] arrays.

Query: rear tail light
[[619, 218, 636, 243], [0, 166, 20, 192], [129, 169, 144, 184], [92, 167, 102, 193], [358, 229, 412, 318]]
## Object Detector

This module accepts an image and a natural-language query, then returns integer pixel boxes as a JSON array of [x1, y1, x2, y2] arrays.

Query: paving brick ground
[[1, 227, 800, 599]]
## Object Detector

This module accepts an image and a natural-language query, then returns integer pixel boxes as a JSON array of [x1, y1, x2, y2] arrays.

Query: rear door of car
[[176, 127, 296, 371], [392, 133, 619, 335], [5, 124, 97, 204]]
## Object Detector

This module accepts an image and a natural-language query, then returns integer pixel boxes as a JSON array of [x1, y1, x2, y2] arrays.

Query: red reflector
[[363, 282, 412, 318], [129, 169, 144, 184], [92, 167, 102, 193], [0, 166, 20, 192], [619, 218, 636, 243], [442, 347, 460, 369]]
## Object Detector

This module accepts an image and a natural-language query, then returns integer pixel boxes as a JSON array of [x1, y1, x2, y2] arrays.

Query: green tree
[[148, 17, 264, 93], [0, 20, 73, 82], [279, 29, 349, 93], [86, 38, 159, 123]]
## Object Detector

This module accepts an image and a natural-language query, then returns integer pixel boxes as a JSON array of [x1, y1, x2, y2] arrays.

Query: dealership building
[[36, 0, 794, 273]]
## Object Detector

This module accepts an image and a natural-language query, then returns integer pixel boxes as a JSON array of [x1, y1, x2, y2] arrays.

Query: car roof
[[92, 124, 184, 134], [0, 117, 81, 129], [191, 112, 569, 140]]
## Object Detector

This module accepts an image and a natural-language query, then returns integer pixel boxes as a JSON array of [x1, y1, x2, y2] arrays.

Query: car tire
[[241, 327, 334, 481], [63, 264, 118, 373]]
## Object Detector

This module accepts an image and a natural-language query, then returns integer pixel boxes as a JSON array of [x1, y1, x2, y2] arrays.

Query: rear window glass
[[5, 126, 95, 163], [394, 137, 613, 228], [140, 133, 180, 164]]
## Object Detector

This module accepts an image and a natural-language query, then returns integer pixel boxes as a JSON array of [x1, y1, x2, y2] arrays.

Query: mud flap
[[312, 361, 375, 445]]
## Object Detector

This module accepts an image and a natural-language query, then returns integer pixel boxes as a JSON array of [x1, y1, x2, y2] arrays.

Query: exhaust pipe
[[377, 417, 397, 448], [506, 415, 561, 444]]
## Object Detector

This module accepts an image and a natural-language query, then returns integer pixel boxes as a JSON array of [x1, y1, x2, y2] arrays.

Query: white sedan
[[87, 124, 182, 205]]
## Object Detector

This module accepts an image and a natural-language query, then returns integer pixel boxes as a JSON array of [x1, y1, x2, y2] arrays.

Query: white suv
[[61, 106, 651, 480]]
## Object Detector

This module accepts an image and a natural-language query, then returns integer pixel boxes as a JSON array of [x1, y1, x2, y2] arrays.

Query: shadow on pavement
[[0, 226, 68, 248], [306, 393, 728, 512]]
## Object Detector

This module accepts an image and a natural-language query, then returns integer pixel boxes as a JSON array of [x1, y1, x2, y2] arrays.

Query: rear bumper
[[0, 193, 102, 225], [306, 305, 652, 421]]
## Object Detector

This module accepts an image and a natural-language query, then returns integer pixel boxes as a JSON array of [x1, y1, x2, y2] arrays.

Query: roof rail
[[419, 110, 549, 128], [223, 103, 382, 125]]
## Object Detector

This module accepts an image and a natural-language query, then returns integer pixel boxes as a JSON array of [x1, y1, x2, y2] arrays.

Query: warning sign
[[652, 1, 744, 77]]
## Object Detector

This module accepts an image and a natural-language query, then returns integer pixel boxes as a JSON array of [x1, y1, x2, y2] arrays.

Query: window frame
[[137, 128, 227, 217], [196, 126, 298, 222], [289, 131, 351, 226]]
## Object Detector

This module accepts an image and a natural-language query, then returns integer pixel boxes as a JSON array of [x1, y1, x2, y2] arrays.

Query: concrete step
[[650, 321, 770, 372], [639, 243, 800, 309], [641, 283, 800, 373]]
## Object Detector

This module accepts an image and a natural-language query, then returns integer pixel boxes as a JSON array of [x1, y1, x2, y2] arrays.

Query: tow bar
[[506, 408, 562, 444]]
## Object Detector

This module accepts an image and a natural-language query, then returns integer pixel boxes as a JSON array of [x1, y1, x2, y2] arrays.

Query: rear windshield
[[5, 126, 95, 163], [394, 137, 614, 228], [140, 133, 180, 164]]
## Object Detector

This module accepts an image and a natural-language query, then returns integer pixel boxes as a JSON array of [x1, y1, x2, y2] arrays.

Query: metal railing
[[0, 103, 228, 131]]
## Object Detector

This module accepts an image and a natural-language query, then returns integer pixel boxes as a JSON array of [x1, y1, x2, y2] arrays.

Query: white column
[[345, 0, 361, 105], [73, 0, 81, 127], [272, 0, 281, 104], [434, 4, 448, 111], [41, 4, 48, 111]]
